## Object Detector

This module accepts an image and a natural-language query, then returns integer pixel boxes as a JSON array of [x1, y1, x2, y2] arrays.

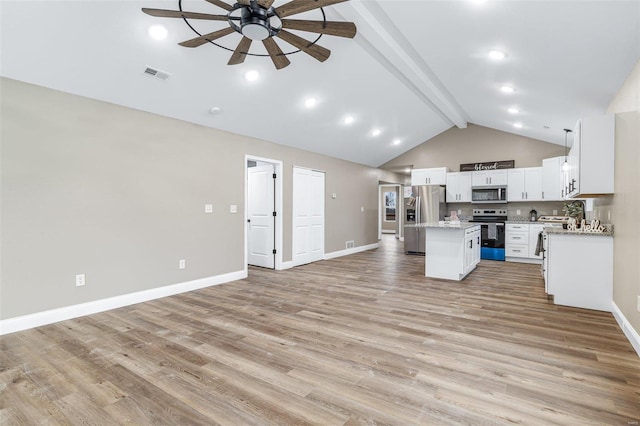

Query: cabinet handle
[[469, 240, 473, 248], [525, 192, 528, 199], [522, 192, 524, 199], [514, 237, 521, 239], [513, 249, 521, 252], [542, 191, 545, 199]]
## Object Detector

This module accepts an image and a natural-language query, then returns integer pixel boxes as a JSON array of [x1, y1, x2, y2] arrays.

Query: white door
[[248, 164, 275, 268], [293, 167, 325, 266]]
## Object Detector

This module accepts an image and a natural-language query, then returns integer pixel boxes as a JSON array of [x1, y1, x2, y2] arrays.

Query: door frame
[[245, 155, 283, 271], [378, 184, 402, 240]]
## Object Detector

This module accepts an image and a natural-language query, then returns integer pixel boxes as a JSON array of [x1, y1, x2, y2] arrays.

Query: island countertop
[[422, 222, 480, 230], [544, 227, 614, 237]]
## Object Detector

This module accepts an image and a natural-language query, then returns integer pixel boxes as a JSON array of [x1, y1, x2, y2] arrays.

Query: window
[[384, 191, 396, 222]]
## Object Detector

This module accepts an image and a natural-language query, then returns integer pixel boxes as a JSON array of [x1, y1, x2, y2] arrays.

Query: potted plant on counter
[[563, 200, 584, 228]]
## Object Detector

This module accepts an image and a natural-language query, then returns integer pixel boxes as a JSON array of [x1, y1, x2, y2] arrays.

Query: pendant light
[[561, 128, 572, 172]]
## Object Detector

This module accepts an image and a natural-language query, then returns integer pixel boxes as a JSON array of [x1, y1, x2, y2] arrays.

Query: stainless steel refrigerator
[[404, 185, 447, 254]]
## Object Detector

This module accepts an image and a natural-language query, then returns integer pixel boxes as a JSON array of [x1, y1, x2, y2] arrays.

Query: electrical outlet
[[179, 259, 186, 270], [516, 209, 521, 215], [229, 204, 238, 213], [553, 209, 558, 215], [608, 210, 611, 221], [75, 274, 85, 287], [457, 209, 462, 215], [637, 296, 640, 312], [204, 204, 213, 213]]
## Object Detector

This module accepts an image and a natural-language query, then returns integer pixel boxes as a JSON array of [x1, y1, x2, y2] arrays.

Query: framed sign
[[460, 160, 515, 172]]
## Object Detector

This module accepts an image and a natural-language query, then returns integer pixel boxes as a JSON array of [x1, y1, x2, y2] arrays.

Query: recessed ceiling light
[[393, 139, 401, 146], [245, 70, 260, 82], [513, 122, 524, 129], [209, 107, 222, 115], [304, 97, 317, 108], [488, 50, 506, 60], [500, 85, 515, 94], [148, 25, 168, 41], [471, 0, 487, 4], [343, 115, 355, 125], [508, 107, 519, 114], [371, 128, 382, 137]]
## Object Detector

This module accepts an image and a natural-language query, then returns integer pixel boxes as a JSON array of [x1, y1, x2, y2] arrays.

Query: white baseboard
[[0, 270, 247, 336], [612, 301, 640, 358], [279, 261, 294, 270], [324, 243, 379, 260]]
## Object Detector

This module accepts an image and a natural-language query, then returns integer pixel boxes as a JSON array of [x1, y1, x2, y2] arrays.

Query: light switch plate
[[179, 259, 186, 270], [361, 206, 364, 212], [637, 295, 640, 312], [75, 274, 85, 287], [332, 193, 337, 199], [204, 204, 213, 213], [230, 204, 238, 213]]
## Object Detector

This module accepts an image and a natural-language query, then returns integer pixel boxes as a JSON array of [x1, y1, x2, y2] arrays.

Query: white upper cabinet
[[472, 170, 508, 187], [411, 167, 449, 186], [507, 167, 542, 201], [566, 114, 615, 197], [542, 156, 565, 201], [446, 172, 472, 202]]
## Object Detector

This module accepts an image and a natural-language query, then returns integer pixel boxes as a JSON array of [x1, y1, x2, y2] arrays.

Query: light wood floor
[[2, 235, 639, 425]]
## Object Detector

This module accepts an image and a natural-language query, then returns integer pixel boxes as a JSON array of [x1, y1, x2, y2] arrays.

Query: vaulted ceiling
[[1, 0, 638, 167]]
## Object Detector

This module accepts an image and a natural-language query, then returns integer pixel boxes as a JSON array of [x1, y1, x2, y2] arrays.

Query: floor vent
[[346, 240, 355, 249], [143, 66, 171, 81]]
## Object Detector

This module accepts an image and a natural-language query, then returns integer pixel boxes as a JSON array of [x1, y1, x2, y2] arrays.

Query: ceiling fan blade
[[262, 38, 291, 70], [281, 19, 357, 38], [203, 0, 234, 11], [142, 8, 227, 21], [236, 0, 251, 5], [228, 37, 253, 65], [179, 27, 236, 48], [257, 0, 276, 8], [277, 29, 330, 62], [276, 0, 349, 19]]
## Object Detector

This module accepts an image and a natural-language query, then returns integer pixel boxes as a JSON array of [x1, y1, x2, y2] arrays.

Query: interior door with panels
[[248, 164, 276, 268], [293, 167, 325, 266]]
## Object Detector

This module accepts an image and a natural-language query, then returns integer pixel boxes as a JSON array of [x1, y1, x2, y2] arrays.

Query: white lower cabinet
[[505, 223, 544, 263], [425, 225, 480, 281], [545, 232, 613, 311]]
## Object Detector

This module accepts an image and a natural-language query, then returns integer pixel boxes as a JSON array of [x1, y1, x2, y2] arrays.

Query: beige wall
[[604, 59, 640, 335], [0, 78, 402, 320], [381, 124, 565, 172]]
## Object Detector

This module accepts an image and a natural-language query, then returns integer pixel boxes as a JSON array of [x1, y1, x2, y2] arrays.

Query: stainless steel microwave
[[471, 186, 507, 204]]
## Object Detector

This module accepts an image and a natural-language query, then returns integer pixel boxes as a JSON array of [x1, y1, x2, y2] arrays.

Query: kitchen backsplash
[[447, 201, 567, 221]]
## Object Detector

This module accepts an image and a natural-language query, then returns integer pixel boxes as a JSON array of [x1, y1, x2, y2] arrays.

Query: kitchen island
[[543, 227, 613, 311], [424, 222, 481, 281]]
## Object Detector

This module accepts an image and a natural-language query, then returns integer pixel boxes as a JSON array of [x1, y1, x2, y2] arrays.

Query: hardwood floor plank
[[2, 235, 639, 424]]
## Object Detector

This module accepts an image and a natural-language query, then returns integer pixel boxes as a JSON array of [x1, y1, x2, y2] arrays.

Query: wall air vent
[[143, 66, 171, 81], [346, 240, 355, 249]]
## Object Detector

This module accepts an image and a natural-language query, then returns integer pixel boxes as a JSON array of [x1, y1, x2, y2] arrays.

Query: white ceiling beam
[[332, 0, 469, 129]]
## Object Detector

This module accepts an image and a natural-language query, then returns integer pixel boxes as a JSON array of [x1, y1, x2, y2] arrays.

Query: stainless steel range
[[469, 209, 507, 261]]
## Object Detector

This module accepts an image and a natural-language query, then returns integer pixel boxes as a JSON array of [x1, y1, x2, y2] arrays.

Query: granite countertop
[[506, 220, 540, 224], [544, 227, 614, 237], [422, 221, 480, 230]]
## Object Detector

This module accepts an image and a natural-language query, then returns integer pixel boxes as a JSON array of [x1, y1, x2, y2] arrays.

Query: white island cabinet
[[545, 229, 613, 312], [425, 223, 481, 281]]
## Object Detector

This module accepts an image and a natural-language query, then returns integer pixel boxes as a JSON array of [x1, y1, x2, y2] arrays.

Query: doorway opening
[[245, 155, 283, 271], [378, 184, 402, 241]]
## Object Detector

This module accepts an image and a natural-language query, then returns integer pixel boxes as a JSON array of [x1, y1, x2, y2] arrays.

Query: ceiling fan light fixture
[[488, 50, 506, 60], [240, 6, 271, 41], [148, 24, 168, 40], [244, 70, 260, 81], [242, 22, 271, 41]]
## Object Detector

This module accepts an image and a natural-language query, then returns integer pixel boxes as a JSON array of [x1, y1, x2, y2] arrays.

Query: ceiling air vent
[[143, 66, 171, 81]]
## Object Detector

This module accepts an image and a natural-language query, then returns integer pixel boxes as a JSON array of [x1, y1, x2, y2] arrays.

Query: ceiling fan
[[142, 0, 357, 70]]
